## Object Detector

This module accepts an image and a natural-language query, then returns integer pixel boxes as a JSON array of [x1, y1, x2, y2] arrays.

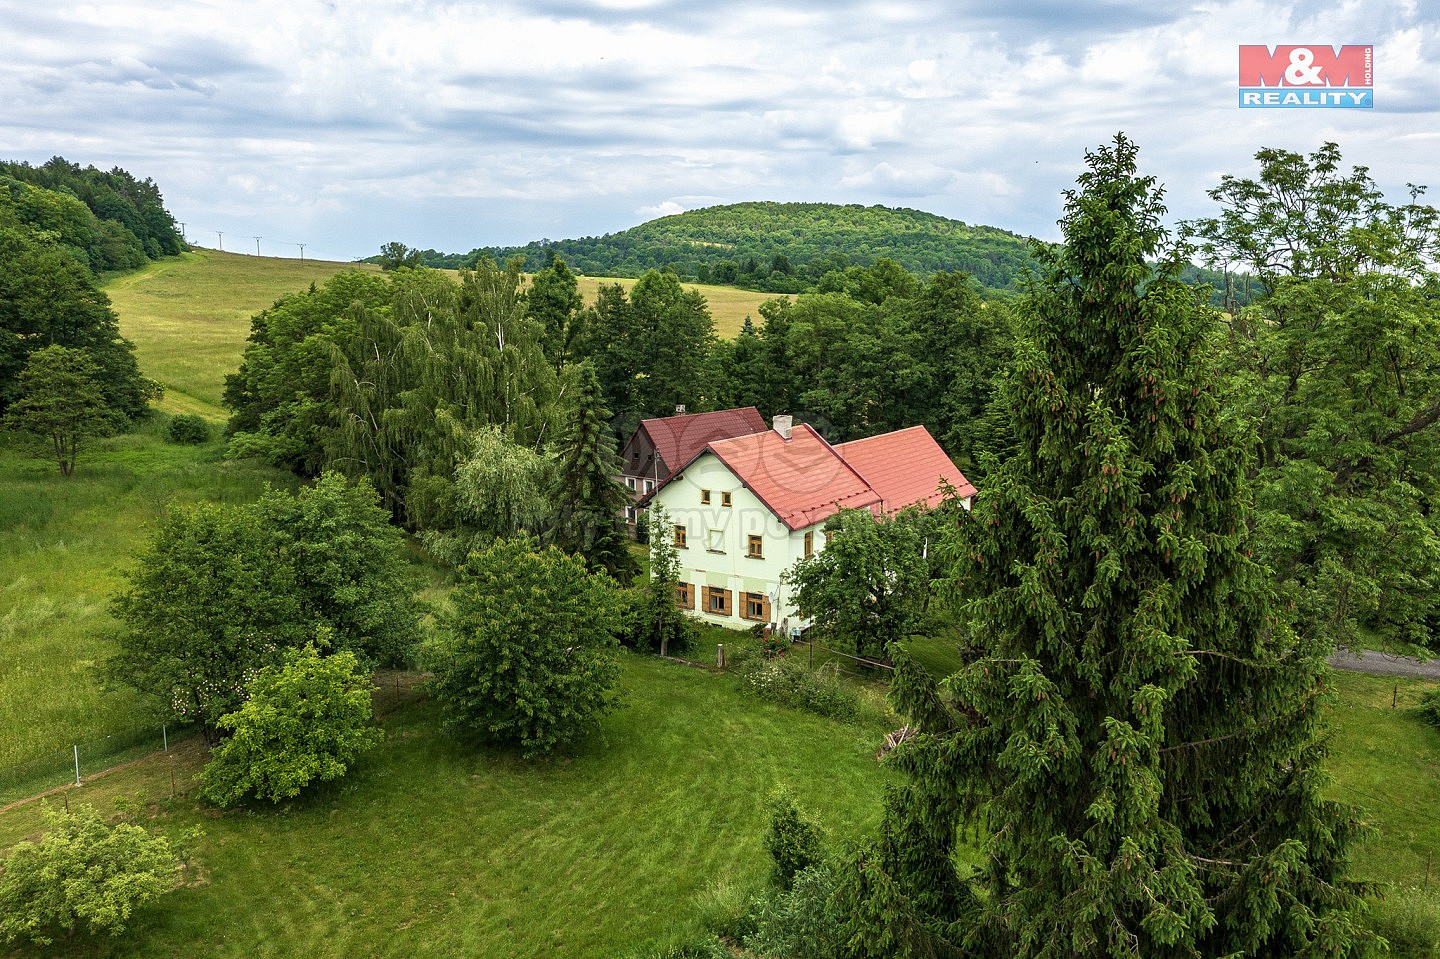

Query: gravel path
[[1328, 649, 1440, 680]]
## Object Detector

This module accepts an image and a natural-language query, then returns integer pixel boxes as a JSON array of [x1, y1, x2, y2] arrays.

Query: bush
[[743, 864, 841, 959], [166, 413, 210, 444], [427, 537, 623, 756], [739, 657, 861, 723], [199, 641, 383, 806], [765, 792, 826, 890], [1419, 688, 1440, 729], [1368, 886, 1440, 959], [0, 806, 180, 946]]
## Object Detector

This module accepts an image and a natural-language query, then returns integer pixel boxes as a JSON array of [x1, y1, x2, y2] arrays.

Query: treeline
[[0, 156, 184, 274], [0, 158, 182, 433]]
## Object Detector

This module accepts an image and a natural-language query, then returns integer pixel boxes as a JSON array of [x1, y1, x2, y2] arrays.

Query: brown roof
[[707, 423, 881, 530], [835, 426, 977, 509], [639, 407, 767, 480]]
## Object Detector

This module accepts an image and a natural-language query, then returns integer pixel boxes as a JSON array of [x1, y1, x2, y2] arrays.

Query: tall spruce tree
[[551, 363, 638, 581], [864, 136, 1371, 958]]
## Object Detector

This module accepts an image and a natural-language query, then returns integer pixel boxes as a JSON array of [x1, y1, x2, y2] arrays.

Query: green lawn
[[1, 656, 893, 958]]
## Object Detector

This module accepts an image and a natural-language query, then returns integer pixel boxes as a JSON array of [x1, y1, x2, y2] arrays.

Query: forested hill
[[1, 156, 185, 273], [466, 202, 1043, 293]]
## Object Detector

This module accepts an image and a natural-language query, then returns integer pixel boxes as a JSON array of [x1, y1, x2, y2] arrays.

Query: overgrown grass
[[0, 655, 893, 958], [0, 421, 296, 770]]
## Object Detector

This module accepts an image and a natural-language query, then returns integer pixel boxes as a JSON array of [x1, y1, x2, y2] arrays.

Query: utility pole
[[217, 231, 223, 251], [298, 243, 305, 262], [254, 236, 262, 256], [178, 222, 186, 241]]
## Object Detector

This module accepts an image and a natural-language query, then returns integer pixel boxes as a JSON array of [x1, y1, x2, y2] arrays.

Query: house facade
[[617, 406, 767, 527], [644, 416, 975, 631]]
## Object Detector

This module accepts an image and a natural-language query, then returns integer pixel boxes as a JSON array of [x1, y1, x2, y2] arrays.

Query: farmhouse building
[[618, 406, 767, 526], [641, 415, 975, 630]]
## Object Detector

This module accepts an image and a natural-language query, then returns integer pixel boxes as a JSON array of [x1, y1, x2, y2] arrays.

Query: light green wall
[[650, 451, 822, 631]]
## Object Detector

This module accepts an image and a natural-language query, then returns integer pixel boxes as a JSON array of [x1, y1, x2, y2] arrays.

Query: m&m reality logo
[[1238, 45, 1373, 108]]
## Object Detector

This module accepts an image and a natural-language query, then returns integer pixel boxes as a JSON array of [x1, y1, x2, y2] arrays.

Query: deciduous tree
[[428, 537, 624, 756], [2, 345, 115, 476]]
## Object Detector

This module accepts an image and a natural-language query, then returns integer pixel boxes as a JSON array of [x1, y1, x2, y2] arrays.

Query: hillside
[[470, 201, 1043, 292]]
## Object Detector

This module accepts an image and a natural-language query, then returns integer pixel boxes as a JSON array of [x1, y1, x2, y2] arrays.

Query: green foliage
[[738, 657, 861, 723], [0, 226, 157, 420], [223, 269, 392, 473], [527, 256, 586, 369], [551, 363, 639, 580], [166, 412, 210, 444], [376, 240, 422, 271], [1367, 886, 1440, 958], [867, 136, 1372, 957], [1418, 687, 1440, 729], [0, 805, 180, 945], [743, 863, 843, 959], [764, 792, 826, 890], [428, 537, 624, 756], [417, 426, 557, 564], [475, 201, 1043, 294], [2, 344, 117, 476], [199, 641, 383, 806], [251, 472, 421, 666], [0, 156, 183, 271], [786, 508, 929, 661], [108, 472, 418, 727], [1188, 142, 1440, 653], [630, 507, 697, 654]]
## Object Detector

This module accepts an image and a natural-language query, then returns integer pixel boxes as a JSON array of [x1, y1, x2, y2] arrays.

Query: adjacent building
[[641, 415, 975, 631], [618, 406, 768, 527]]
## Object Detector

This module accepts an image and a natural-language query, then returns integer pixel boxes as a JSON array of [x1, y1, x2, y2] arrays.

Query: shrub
[[1368, 886, 1440, 959], [765, 792, 825, 889], [1419, 688, 1440, 729], [166, 413, 210, 444], [427, 537, 623, 756], [199, 641, 383, 806], [0, 806, 180, 946], [743, 864, 841, 959], [739, 657, 861, 723]]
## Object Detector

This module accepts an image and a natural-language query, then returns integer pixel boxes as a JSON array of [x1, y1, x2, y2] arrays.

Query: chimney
[[773, 414, 793, 440], [675, 404, 686, 415]]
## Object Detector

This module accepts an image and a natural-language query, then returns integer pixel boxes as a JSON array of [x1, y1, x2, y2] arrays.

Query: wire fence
[[0, 671, 428, 810], [670, 633, 896, 680]]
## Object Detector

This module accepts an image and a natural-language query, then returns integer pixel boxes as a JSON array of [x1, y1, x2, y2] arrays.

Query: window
[[643, 479, 654, 494], [721, 491, 733, 507], [700, 489, 711, 505], [747, 534, 763, 559], [742, 592, 770, 622], [707, 529, 725, 552], [803, 530, 813, 558], [625, 506, 635, 522], [626, 476, 636, 490], [705, 586, 731, 616], [675, 582, 694, 609], [673, 525, 688, 548]]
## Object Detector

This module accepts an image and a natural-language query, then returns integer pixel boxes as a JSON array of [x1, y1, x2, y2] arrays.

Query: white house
[[641, 415, 976, 630]]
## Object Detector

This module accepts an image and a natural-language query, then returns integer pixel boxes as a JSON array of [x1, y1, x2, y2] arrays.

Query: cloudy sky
[[3, 1, 1436, 262]]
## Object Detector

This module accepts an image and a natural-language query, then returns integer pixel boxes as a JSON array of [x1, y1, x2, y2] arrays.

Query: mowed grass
[[1325, 671, 1440, 886], [0, 655, 893, 959], [104, 249, 380, 420], [0, 423, 297, 772]]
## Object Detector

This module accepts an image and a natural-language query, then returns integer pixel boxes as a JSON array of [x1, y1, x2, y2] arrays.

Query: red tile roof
[[640, 407, 767, 480], [835, 426, 977, 509], [641, 421, 976, 531], [705, 423, 880, 530]]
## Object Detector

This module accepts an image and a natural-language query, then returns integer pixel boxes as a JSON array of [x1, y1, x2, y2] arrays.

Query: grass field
[[0, 423, 296, 772], [0, 657, 894, 958]]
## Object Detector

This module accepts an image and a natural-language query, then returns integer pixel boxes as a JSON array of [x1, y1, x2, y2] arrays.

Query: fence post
[[73, 745, 81, 786], [163, 725, 168, 752], [717, 644, 725, 669]]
